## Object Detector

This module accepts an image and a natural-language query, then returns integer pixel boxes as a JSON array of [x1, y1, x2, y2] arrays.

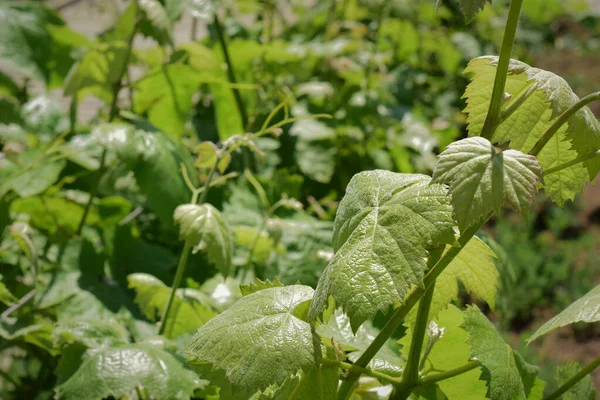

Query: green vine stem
[[480, 0, 524, 140], [543, 355, 600, 400], [213, 13, 249, 129], [544, 149, 600, 176], [337, 220, 488, 400], [419, 360, 480, 385], [320, 359, 400, 385], [158, 154, 222, 335], [76, 9, 139, 236], [529, 91, 600, 156]]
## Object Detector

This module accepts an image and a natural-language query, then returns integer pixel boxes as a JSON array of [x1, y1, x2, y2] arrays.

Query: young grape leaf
[[174, 203, 233, 276], [128, 273, 217, 339], [554, 362, 595, 400], [55, 344, 202, 400], [462, 305, 536, 400], [264, 364, 339, 400], [240, 277, 284, 296], [290, 119, 337, 184], [528, 284, 600, 343], [432, 137, 542, 230], [407, 236, 498, 326], [458, 0, 491, 23], [309, 170, 457, 332], [199, 275, 242, 312], [400, 306, 488, 400], [182, 285, 318, 395], [3, 149, 66, 198], [463, 56, 600, 205]]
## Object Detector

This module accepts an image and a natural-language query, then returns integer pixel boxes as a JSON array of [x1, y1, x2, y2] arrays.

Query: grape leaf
[[463, 57, 600, 205], [408, 236, 498, 326], [64, 41, 129, 103], [309, 170, 456, 332], [240, 277, 284, 296], [528, 284, 600, 343], [290, 119, 336, 184], [128, 273, 217, 339], [182, 285, 318, 395], [459, 0, 491, 23], [432, 137, 542, 230], [173, 203, 233, 276], [555, 362, 595, 400], [0, 281, 17, 306], [93, 123, 194, 225], [134, 64, 202, 138], [2, 149, 66, 198], [53, 319, 130, 349], [400, 306, 488, 400], [462, 305, 533, 400], [55, 344, 202, 400]]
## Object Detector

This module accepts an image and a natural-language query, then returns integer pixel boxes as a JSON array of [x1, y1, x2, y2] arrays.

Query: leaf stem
[[480, 0, 524, 140], [529, 91, 600, 156], [543, 355, 600, 400], [158, 241, 191, 336], [321, 359, 400, 385], [213, 13, 248, 129], [336, 221, 487, 400], [419, 360, 480, 385], [1, 289, 36, 320], [544, 149, 600, 176]]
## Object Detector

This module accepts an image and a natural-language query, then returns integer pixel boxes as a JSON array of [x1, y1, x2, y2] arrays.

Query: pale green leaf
[[408, 236, 498, 326], [4, 149, 66, 198], [528, 284, 600, 343], [432, 137, 542, 230], [462, 305, 531, 400], [53, 319, 130, 349], [555, 362, 595, 400], [134, 64, 201, 138], [308, 170, 456, 332], [139, 0, 171, 32], [400, 306, 488, 400], [64, 41, 129, 103], [128, 273, 217, 339], [463, 57, 600, 205], [459, 0, 491, 22], [182, 285, 318, 394], [173, 203, 233, 276], [290, 119, 336, 184], [240, 277, 284, 296], [55, 344, 202, 400]]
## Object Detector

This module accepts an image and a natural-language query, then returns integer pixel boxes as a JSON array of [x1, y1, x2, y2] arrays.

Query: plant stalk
[[544, 355, 600, 400], [336, 221, 487, 400], [393, 284, 437, 400], [213, 13, 248, 129], [544, 149, 600, 176], [321, 359, 400, 385], [480, 0, 524, 140], [529, 91, 600, 156], [1, 289, 36, 320], [420, 360, 480, 385]]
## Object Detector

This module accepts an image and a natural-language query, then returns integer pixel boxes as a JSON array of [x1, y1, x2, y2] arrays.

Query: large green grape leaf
[[128, 273, 217, 339], [463, 57, 600, 205], [134, 64, 202, 138], [528, 284, 600, 343], [174, 203, 233, 276], [432, 137, 542, 230], [554, 363, 595, 400], [55, 344, 202, 400], [400, 306, 488, 400], [408, 236, 498, 326], [308, 170, 459, 332], [93, 123, 193, 225], [182, 285, 318, 395], [462, 305, 538, 400]]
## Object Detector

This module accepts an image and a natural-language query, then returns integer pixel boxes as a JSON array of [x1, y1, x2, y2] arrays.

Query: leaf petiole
[[543, 355, 600, 400], [320, 359, 400, 385]]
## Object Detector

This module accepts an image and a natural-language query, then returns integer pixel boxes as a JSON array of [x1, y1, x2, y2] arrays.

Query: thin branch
[[420, 360, 480, 385], [544, 355, 600, 400], [544, 149, 600, 176], [1, 289, 36, 320], [320, 359, 400, 385]]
